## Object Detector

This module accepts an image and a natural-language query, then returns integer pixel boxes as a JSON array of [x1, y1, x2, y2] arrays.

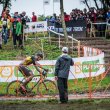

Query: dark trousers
[[13, 33, 17, 46], [57, 77, 68, 103], [17, 34, 23, 47], [2, 28, 8, 44]]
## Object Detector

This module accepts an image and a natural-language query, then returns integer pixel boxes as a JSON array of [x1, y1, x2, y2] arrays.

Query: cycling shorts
[[19, 65, 33, 77]]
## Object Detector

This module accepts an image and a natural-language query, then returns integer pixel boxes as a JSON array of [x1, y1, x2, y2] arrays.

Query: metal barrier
[[0, 63, 110, 99], [90, 22, 110, 38], [48, 28, 81, 57]]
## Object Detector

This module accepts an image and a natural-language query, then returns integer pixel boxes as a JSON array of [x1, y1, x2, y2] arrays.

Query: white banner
[[83, 46, 102, 57], [0, 53, 105, 82], [24, 21, 47, 33]]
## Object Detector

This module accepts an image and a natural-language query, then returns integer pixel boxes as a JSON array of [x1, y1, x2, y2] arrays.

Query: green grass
[[0, 37, 62, 60], [0, 36, 110, 100], [68, 76, 110, 94], [0, 76, 110, 96]]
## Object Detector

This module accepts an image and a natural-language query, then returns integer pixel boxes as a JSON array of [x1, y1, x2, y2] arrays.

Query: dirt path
[[0, 102, 110, 110], [0, 93, 110, 110]]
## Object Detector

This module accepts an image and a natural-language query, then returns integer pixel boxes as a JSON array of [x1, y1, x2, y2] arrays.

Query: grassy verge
[[0, 99, 110, 110], [0, 76, 110, 96], [0, 37, 61, 60]]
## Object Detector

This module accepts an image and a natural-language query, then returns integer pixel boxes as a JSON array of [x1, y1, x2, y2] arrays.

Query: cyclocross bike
[[6, 71, 57, 97]]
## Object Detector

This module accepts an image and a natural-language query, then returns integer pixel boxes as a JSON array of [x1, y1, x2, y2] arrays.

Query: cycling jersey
[[19, 56, 36, 77], [22, 56, 36, 66]]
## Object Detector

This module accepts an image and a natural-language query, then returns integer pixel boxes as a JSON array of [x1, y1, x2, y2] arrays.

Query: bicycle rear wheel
[[6, 80, 23, 96], [37, 79, 57, 97]]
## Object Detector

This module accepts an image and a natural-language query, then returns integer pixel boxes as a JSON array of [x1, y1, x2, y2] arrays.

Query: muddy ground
[[0, 100, 110, 110]]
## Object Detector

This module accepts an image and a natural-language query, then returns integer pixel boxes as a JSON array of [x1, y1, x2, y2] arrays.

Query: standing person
[[12, 16, 18, 48], [16, 18, 23, 49], [20, 11, 26, 42], [54, 47, 74, 104], [32, 12, 37, 22], [0, 16, 2, 49], [2, 14, 9, 44]]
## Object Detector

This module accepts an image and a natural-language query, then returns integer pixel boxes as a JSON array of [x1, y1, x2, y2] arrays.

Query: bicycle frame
[[24, 74, 46, 93]]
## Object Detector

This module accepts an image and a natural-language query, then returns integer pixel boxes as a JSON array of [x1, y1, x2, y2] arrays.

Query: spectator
[[70, 9, 76, 20], [16, 18, 23, 49], [20, 11, 26, 26], [32, 12, 37, 22], [25, 16, 30, 22], [14, 12, 19, 19], [107, 8, 110, 23], [12, 16, 18, 48], [54, 47, 74, 104], [96, 9, 106, 37], [0, 16, 2, 49], [2, 14, 10, 44], [49, 13, 57, 26], [20, 11, 26, 41], [64, 12, 70, 22], [5, 8, 11, 19], [89, 8, 97, 23]]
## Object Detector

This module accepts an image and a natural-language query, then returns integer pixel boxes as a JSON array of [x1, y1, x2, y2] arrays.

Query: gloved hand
[[42, 70, 47, 76], [44, 69, 49, 72]]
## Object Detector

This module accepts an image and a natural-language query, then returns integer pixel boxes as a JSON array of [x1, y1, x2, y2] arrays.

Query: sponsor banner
[[24, 21, 47, 33], [83, 46, 102, 57], [53, 20, 87, 37], [0, 53, 105, 82]]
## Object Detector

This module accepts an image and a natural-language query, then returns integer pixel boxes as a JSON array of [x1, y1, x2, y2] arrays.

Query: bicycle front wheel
[[37, 79, 57, 97], [6, 80, 23, 96]]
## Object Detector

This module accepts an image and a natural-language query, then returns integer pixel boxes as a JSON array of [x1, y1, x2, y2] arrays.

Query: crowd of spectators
[[0, 7, 110, 49], [47, 8, 110, 37], [0, 8, 38, 49]]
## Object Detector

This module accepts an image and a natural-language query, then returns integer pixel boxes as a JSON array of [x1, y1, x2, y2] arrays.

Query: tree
[[0, 0, 16, 15], [38, 15, 46, 21], [3, 0, 11, 12], [60, 0, 68, 45], [81, 0, 110, 11], [80, 0, 90, 10], [100, 0, 110, 10], [93, 0, 99, 10]]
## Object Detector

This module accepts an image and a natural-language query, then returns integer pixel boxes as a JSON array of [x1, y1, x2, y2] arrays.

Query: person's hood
[[60, 54, 71, 61]]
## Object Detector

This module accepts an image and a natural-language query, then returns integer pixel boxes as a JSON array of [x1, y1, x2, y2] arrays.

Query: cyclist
[[18, 52, 48, 94]]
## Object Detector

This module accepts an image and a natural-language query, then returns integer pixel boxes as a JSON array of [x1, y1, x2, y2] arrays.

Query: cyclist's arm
[[34, 62, 48, 72], [34, 64, 41, 73]]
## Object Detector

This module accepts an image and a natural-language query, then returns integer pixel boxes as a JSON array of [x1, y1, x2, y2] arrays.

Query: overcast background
[[0, 0, 101, 17]]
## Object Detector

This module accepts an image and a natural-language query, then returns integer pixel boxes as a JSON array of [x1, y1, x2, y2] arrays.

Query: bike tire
[[6, 80, 23, 96], [37, 79, 57, 97]]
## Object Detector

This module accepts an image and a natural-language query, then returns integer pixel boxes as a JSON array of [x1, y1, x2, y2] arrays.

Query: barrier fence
[[0, 64, 110, 99], [24, 20, 110, 38], [48, 28, 81, 57], [90, 22, 110, 38], [0, 44, 107, 99]]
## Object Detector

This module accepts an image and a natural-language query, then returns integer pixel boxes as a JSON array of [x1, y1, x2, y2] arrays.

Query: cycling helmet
[[35, 52, 43, 58]]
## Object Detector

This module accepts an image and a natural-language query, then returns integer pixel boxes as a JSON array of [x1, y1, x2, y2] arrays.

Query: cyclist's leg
[[23, 71, 34, 87], [18, 66, 33, 91]]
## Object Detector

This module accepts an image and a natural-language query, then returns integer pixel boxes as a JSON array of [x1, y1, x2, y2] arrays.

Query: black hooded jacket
[[54, 54, 74, 78]]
